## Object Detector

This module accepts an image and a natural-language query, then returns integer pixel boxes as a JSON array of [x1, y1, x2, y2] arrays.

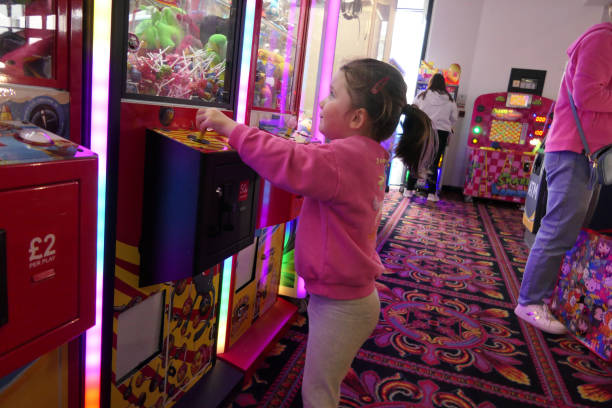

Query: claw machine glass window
[[0, 0, 66, 88], [124, 0, 241, 108], [252, 0, 302, 112]]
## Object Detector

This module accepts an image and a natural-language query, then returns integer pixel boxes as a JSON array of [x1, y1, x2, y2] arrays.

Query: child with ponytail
[[196, 58, 435, 407]]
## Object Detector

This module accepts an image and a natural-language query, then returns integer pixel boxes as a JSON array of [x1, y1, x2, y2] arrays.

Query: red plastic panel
[[463, 147, 534, 204], [0, 182, 79, 356], [256, 180, 302, 229]]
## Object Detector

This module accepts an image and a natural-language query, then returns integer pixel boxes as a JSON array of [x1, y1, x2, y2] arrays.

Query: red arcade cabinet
[[0, 2, 95, 407], [463, 92, 554, 203], [0, 122, 97, 377], [102, 1, 258, 407]]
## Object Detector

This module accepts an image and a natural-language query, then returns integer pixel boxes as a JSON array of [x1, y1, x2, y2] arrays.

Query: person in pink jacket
[[196, 58, 435, 408], [515, 20, 612, 334]]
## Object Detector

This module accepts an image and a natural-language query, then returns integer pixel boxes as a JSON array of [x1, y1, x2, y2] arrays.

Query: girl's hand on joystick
[[195, 108, 238, 137]]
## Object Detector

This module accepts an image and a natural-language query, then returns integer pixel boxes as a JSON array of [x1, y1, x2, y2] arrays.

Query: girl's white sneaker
[[514, 304, 567, 334]]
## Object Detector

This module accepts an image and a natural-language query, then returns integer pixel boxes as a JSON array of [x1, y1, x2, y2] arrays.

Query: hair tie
[[370, 76, 390, 94]]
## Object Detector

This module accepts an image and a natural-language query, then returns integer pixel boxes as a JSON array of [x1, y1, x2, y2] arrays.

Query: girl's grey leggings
[[302, 288, 380, 408]]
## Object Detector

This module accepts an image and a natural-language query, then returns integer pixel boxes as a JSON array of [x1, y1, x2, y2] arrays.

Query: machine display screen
[[125, 0, 239, 107], [489, 120, 523, 144], [506, 93, 532, 108]]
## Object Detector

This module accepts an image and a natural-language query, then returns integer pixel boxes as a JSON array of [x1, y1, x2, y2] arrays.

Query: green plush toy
[[135, 6, 184, 50], [205, 34, 227, 66]]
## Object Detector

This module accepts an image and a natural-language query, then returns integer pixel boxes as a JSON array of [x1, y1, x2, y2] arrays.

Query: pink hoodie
[[546, 23, 612, 154], [229, 124, 388, 300]]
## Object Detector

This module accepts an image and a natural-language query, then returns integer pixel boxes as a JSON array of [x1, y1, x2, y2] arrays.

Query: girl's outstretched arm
[[228, 124, 338, 202], [195, 108, 338, 202]]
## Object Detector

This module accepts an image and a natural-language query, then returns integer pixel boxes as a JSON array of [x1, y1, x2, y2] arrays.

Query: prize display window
[[0, 0, 68, 89], [251, 0, 305, 113], [123, 0, 242, 108]]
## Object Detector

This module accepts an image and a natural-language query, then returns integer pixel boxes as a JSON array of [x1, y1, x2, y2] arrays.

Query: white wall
[[427, 0, 606, 188]]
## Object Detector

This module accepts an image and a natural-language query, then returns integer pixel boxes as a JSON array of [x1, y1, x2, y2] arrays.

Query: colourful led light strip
[[311, 0, 340, 142], [216, 256, 234, 354], [236, 0, 257, 124], [84, 1, 111, 407]]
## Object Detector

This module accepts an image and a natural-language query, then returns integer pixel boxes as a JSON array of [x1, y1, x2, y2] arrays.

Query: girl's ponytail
[[394, 104, 438, 178]]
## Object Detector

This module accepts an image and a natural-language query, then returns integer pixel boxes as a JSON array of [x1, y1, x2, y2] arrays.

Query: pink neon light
[[279, 0, 298, 114], [311, 0, 340, 142], [236, 0, 257, 124], [85, 1, 111, 407]]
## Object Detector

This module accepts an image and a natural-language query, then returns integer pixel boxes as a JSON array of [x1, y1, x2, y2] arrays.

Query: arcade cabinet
[[101, 1, 256, 407], [0, 123, 97, 398], [463, 92, 554, 203], [0, 2, 94, 408], [415, 61, 462, 101]]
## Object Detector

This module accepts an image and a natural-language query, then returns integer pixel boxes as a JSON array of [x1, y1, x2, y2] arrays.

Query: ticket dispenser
[[0, 121, 97, 377], [139, 129, 260, 287]]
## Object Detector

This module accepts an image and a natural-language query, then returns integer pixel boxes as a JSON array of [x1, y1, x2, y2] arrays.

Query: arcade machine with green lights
[[463, 69, 554, 203]]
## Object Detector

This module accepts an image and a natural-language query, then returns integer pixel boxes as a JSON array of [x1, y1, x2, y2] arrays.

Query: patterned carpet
[[227, 192, 612, 408]]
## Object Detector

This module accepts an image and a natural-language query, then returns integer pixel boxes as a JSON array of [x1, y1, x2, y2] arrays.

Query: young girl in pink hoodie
[[196, 58, 435, 408]]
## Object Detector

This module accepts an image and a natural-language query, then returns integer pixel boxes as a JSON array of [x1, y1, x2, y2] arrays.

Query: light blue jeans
[[518, 151, 594, 305]]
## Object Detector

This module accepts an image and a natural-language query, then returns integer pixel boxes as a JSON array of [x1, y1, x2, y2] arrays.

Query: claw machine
[[102, 1, 260, 407], [216, 0, 312, 377]]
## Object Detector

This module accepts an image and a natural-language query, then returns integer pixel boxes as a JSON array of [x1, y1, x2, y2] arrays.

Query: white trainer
[[403, 189, 414, 197], [514, 303, 567, 335], [427, 193, 439, 202]]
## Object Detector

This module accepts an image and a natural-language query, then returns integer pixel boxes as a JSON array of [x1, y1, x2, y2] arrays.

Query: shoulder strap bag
[[566, 84, 612, 185]]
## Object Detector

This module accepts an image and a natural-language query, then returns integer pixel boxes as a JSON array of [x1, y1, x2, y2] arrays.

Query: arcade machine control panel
[[139, 128, 260, 287]]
